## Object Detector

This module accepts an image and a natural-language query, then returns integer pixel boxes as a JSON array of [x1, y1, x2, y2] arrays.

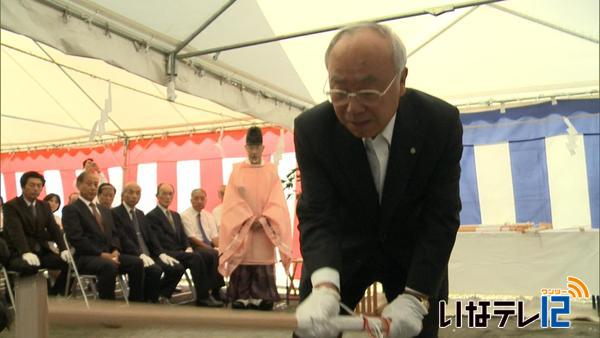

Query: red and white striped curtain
[[1, 128, 300, 250]]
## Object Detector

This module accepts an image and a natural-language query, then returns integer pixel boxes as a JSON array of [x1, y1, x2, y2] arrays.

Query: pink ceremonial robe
[[218, 161, 292, 277]]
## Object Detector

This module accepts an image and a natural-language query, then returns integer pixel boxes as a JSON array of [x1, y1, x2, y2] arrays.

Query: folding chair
[[116, 274, 129, 305], [63, 234, 130, 307], [63, 233, 94, 309], [0, 266, 15, 311], [185, 269, 196, 302], [171, 269, 196, 305]]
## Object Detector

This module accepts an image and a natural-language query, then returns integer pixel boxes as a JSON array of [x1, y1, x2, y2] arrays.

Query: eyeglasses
[[325, 74, 398, 106]]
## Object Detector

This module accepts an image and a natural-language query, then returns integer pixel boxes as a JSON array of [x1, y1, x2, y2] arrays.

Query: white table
[[449, 230, 599, 296]]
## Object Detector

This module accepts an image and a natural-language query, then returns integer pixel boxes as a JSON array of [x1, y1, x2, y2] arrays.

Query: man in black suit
[[112, 182, 184, 303], [145, 183, 223, 307], [294, 23, 462, 338], [62, 171, 145, 301], [2, 171, 70, 295]]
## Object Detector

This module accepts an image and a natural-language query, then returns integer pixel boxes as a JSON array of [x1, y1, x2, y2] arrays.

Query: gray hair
[[325, 22, 407, 74], [190, 188, 206, 197]]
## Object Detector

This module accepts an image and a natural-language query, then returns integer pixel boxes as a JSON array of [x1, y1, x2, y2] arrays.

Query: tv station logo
[[439, 276, 590, 329]]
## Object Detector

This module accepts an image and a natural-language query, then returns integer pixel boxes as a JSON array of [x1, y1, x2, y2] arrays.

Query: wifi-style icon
[[565, 276, 590, 299]]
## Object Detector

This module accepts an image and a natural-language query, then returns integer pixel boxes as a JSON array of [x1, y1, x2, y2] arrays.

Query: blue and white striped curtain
[[459, 99, 599, 229]]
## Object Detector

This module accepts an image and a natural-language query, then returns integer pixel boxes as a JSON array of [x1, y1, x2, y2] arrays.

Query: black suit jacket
[[112, 205, 164, 257], [2, 196, 66, 256], [294, 89, 462, 298], [62, 199, 121, 257], [145, 206, 189, 255]]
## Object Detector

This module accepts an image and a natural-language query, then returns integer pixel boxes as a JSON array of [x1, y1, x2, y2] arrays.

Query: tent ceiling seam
[[408, 6, 478, 58], [456, 89, 600, 113], [1, 47, 85, 129], [150, 82, 190, 124], [488, 4, 599, 44], [0, 42, 247, 120], [1, 113, 90, 132], [34, 41, 129, 137]]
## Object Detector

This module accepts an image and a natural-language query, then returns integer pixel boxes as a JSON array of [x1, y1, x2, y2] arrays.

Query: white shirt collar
[[123, 203, 135, 214], [79, 195, 93, 206], [158, 204, 170, 215], [362, 112, 396, 146], [23, 197, 35, 206]]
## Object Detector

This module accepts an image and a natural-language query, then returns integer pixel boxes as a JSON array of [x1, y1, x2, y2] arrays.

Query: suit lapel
[[119, 206, 134, 229], [134, 209, 150, 240], [75, 199, 105, 237], [381, 92, 424, 222], [333, 122, 380, 210], [18, 197, 36, 227], [155, 207, 175, 236]]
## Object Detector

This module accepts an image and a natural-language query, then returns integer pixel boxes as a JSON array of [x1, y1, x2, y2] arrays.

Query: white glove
[[295, 287, 341, 338], [139, 253, 155, 267], [382, 294, 428, 338], [159, 253, 179, 266], [184, 247, 193, 253], [22, 252, 40, 266], [59, 250, 71, 263]]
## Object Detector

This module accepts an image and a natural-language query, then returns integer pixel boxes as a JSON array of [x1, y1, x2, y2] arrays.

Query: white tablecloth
[[449, 230, 599, 295]]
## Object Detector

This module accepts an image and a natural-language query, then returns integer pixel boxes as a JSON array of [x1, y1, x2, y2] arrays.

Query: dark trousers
[[76, 253, 144, 301], [194, 247, 225, 294], [142, 264, 162, 302], [298, 255, 446, 338], [169, 251, 211, 302], [7, 249, 69, 295], [153, 259, 185, 299]]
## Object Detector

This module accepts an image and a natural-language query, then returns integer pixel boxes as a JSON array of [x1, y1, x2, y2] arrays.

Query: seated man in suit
[[112, 182, 184, 303], [2, 171, 70, 295], [62, 171, 145, 301], [145, 183, 223, 308], [97, 183, 116, 209], [181, 188, 225, 301]]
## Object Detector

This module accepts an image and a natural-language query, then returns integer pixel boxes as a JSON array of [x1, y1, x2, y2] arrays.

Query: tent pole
[[408, 6, 478, 57], [171, 0, 237, 56], [168, 0, 237, 77], [178, 0, 504, 59]]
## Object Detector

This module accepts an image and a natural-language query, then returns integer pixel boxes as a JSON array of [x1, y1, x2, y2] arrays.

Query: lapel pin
[[410, 147, 416, 154]]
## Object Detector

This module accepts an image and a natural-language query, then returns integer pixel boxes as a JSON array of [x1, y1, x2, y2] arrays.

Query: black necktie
[[131, 209, 150, 255]]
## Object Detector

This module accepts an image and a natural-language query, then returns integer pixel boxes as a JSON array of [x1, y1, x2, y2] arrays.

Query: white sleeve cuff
[[311, 267, 340, 290]]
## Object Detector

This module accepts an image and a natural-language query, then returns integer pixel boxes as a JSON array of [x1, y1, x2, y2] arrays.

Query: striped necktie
[[90, 202, 104, 233], [166, 210, 176, 233]]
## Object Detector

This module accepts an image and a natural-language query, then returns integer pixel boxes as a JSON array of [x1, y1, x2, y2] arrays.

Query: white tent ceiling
[[1, 0, 598, 152]]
